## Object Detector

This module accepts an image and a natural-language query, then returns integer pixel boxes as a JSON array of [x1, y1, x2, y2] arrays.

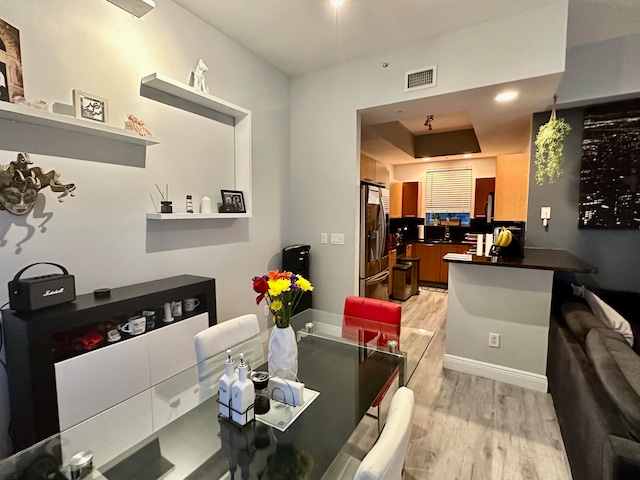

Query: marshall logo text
[[43, 288, 65, 297]]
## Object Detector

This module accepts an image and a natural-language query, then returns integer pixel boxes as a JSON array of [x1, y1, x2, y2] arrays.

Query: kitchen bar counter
[[443, 247, 596, 273], [443, 248, 594, 393]]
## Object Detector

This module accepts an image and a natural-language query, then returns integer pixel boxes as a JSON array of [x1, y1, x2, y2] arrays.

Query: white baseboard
[[443, 354, 548, 393]]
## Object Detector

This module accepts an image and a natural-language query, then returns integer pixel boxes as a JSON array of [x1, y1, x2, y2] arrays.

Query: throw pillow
[[572, 284, 634, 347]]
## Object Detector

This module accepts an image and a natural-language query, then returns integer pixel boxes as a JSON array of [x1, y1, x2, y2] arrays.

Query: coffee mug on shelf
[[163, 302, 174, 322], [142, 310, 156, 330], [184, 298, 200, 312], [121, 316, 146, 335]]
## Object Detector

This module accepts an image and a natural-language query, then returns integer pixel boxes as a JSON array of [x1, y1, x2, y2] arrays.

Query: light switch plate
[[541, 206, 551, 219], [321, 233, 327, 244]]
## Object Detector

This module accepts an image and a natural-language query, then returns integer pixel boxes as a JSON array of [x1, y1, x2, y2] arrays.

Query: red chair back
[[343, 296, 401, 349]]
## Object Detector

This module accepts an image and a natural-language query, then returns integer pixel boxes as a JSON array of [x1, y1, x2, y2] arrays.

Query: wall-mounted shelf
[[0, 100, 161, 146], [146, 212, 251, 220], [140, 73, 252, 217]]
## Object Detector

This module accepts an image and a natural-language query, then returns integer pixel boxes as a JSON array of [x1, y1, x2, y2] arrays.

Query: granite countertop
[[442, 247, 597, 273]]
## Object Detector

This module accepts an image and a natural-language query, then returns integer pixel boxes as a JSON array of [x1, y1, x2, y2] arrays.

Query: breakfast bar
[[443, 248, 595, 392]]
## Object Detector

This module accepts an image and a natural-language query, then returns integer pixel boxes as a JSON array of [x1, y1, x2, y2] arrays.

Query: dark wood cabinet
[[439, 244, 468, 283], [474, 177, 495, 217], [402, 182, 419, 217], [3, 275, 216, 450], [414, 242, 469, 284]]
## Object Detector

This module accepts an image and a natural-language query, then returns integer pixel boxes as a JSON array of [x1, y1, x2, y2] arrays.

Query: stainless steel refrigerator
[[359, 184, 389, 300]]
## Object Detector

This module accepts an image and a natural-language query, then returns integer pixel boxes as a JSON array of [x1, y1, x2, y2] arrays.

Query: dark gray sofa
[[548, 282, 640, 480]]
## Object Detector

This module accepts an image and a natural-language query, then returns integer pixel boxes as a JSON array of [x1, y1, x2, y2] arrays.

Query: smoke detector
[[405, 66, 437, 92]]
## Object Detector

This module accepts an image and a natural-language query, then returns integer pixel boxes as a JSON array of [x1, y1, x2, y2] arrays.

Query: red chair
[[343, 296, 402, 432]]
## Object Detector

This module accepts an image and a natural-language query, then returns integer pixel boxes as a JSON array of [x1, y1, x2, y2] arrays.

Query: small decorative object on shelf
[[154, 183, 172, 213], [73, 89, 109, 124], [0, 152, 76, 215], [220, 189, 246, 213], [252, 270, 314, 379], [12, 96, 48, 111], [0, 18, 24, 103], [189, 58, 210, 94], [200, 196, 212, 213], [186, 195, 194, 213], [124, 113, 152, 136]]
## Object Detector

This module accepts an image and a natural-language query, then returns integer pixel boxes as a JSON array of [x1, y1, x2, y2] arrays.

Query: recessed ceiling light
[[495, 91, 518, 102], [422, 157, 431, 162], [331, 0, 344, 7], [463, 154, 473, 159]]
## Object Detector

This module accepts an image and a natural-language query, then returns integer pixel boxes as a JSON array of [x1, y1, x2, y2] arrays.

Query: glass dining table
[[0, 309, 406, 480]]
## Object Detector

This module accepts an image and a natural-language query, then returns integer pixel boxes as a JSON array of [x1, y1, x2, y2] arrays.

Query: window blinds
[[425, 168, 472, 212]]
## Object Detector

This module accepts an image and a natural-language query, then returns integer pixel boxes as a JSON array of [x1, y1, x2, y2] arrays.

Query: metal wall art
[[578, 98, 640, 229], [0, 153, 76, 216]]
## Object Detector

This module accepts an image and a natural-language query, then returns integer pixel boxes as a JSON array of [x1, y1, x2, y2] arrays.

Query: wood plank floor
[[349, 288, 573, 480]]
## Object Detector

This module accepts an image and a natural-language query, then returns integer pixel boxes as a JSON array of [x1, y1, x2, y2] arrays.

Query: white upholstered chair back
[[354, 386, 415, 480], [193, 314, 262, 402]]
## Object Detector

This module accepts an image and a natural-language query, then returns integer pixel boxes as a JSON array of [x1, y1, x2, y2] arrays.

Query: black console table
[[3, 274, 216, 451]]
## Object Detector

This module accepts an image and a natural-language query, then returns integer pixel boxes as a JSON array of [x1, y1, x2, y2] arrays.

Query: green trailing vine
[[535, 96, 571, 185]]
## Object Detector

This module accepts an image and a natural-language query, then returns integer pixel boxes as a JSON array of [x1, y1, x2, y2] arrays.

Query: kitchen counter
[[444, 248, 595, 393], [443, 247, 596, 273]]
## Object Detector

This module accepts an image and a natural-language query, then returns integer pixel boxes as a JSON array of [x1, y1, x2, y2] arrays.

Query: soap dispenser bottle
[[219, 350, 237, 419], [231, 353, 255, 425]]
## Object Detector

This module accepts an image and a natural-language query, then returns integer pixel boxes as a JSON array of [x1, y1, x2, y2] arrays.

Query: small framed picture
[[220, 190, 246, 213], [73, 89, 109, 124]]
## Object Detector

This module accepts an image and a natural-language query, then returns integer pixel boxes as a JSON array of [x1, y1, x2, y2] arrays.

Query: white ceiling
[[173, 0, 640, 165]]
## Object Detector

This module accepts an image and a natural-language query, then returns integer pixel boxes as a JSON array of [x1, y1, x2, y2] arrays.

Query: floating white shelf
[[140, 73, 250, 120], [0, 101, 161, 146], [140, 73, 252, 218], [146, 212, 251, 220]]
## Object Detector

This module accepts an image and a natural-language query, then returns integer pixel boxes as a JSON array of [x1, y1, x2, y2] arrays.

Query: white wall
[[393, 157, 497, 217], [0, 0, 290, 457], [290, 1, 569, 313]]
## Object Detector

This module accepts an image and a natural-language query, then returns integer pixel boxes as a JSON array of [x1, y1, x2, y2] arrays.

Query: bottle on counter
[[231, 353, 255, 425], [219, 350, 237, 419]]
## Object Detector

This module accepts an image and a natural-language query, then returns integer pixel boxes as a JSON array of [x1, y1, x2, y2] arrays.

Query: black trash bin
[[391, 263, 412, 301], [399, 257, 420, 296]]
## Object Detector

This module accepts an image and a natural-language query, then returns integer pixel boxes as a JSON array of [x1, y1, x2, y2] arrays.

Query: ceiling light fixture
[[422, 157, 431, 162], [463, 154, 473, 159], [331, 0, 344, 7], [424, 115, 434, 130], [495, 91, 518, 102]]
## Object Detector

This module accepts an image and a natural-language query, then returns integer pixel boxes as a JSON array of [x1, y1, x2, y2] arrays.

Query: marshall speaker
[[8, 262, 76, 311]]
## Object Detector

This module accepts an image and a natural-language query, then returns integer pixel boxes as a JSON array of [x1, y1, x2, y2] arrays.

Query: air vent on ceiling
[[405, 65, 437, 92]]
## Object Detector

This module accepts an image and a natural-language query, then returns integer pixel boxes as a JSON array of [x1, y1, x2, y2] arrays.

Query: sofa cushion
[[586, 328, 640, 441], [562, 300, 605, 349], [573, 285, 635, 347]]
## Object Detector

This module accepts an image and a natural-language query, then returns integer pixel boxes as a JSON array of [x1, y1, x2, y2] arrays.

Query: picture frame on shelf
[[0, 18, 25, 102], [73, 89, 109, 124], [219, 190, 245, 213]]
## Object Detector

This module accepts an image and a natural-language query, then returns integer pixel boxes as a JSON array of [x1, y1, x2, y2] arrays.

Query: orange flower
[[268, 269, 292, 280]]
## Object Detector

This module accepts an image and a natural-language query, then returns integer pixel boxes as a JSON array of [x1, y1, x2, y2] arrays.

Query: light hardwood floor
[[350, 288, 573, 480]]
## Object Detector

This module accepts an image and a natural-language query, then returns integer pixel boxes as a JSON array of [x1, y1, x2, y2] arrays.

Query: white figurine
[[190, 59, 210, 93]]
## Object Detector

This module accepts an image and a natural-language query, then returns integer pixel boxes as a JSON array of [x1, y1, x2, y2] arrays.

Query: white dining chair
[[354, 386, 415, 480], [193, 314, 262, 401]]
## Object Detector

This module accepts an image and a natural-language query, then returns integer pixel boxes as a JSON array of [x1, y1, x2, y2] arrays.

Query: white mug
[[184, 298, 200, 312], [121, 316, 146, 335], [171, 300, 182, 317]]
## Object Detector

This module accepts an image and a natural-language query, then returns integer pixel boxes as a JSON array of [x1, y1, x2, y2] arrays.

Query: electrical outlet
[[263, 305, 270, 317], [321, 233, 328, 244], [489, 332, 500, 348], [331, 233, 345, 245]]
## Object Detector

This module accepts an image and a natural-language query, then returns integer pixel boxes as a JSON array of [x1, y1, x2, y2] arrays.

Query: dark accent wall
[[526, 106, 640, 291]]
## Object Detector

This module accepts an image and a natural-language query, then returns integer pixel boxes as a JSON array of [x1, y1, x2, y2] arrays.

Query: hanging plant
[[535, 96, 571, 185]]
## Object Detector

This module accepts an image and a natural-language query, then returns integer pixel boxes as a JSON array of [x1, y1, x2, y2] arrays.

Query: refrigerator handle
[[378, 195, 386, 260]]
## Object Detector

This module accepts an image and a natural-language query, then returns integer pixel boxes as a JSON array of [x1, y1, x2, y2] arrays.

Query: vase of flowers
[[252, 270, 314, 379]]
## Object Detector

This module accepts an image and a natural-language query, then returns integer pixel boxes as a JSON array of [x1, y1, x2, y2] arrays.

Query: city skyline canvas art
[[578, 99, 640, 229]]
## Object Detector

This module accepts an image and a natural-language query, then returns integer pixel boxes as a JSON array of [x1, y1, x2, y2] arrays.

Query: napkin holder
[[268, 377, 304, 406]]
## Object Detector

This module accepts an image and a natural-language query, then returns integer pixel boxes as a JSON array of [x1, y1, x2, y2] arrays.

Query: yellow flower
[[270, 300, 283, 312], [268, 278, 291, 297], [295, 276, 314, 292]]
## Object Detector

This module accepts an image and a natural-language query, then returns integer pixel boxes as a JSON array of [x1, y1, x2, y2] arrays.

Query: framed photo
[[73, 89, 109, 124], [0, 18, 24, 102], [220, 190, 246, 213]]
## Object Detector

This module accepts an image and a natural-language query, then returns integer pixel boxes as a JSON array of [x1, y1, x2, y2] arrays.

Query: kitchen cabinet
[[388, 248, 397, 295], [474, 177, 495, 217], [495, 153, 529, 221], [402, 182, 420, 217], [439, 243, 468, 284], [415, 243, 441, 283], [360, 154, 387, 187], [406, 243, 413, 257], [414, 242, 468, 284]]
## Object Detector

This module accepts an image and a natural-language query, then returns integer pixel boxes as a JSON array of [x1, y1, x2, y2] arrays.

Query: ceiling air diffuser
[[405, 65, 437, 92]]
